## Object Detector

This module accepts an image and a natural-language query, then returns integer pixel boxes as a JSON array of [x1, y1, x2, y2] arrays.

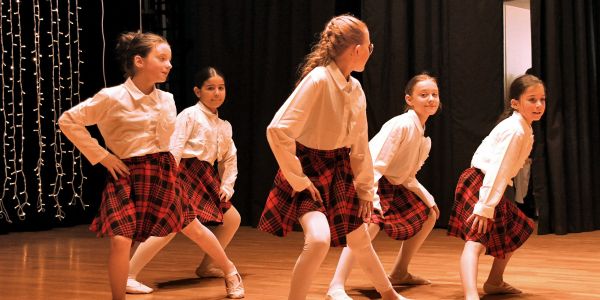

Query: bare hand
[[292, 182, 322, 202], [466, 213, 491, 234], [305, 182, 322, 202], [431, 205, 440, 220], [219, 190, 229, 202], [358, 199, 373, 222], [99, 153, 130, 180]]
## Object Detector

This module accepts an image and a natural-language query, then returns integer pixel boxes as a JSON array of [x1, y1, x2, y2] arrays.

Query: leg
[[290, 211, 331, 300], [197, 205, 242, 277], [129, 233, 176, 278], [460, 241, 486, 300], [181, 219, 236, 274], [346, 224, 405, 300], [126, 233, 177, 293], [483, 252, 521, 294], [389, 209, 436, 284], [108, 235, 133, 300], [327, 223, 380, 295], [181, 219, 244, 298]]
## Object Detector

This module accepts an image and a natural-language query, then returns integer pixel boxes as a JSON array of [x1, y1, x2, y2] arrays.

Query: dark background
[[1, 0, 598, 235]]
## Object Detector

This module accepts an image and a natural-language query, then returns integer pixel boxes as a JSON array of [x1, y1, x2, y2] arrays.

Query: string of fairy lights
[[0, 0, 86, 223]]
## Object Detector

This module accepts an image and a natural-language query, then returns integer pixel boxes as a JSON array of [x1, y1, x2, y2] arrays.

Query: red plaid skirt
[[447, 167, 534, 258], [178, 158, 231, 226], [372, 177, 430, 240], [258, 143, 363, 247], [89, 152, 184, 242]]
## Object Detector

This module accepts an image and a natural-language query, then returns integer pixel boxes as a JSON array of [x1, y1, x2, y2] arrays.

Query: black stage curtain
[[168, 1, 337, 226], [362, 1, 504, 227], [531, 0, 600, 234]]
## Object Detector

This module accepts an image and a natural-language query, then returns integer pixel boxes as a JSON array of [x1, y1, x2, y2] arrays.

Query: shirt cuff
[[473, 202, 495, 219]]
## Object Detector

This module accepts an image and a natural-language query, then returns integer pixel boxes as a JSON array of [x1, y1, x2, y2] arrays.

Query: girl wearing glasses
[[258, 14, 405, 300]]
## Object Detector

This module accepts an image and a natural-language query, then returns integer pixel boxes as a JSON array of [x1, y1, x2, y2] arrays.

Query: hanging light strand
[[0, 0, 12, 223], [48, 0, 65, 220], [32, 0, 45, 213]]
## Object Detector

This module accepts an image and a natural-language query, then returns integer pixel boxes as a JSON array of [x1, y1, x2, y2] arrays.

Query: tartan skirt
[[89, 152, 184, 242], [178, 158, 231, 226], [447, 167, 534, 258], [258, 143, 363, 247], [373, 177, 430, 240]]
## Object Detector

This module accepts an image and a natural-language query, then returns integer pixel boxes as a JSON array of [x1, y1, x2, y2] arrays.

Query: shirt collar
[[197, 101, 219, 118], [326, 62, 353, 93], [124, 77, 159, 101], [512, 111, 533, 133], [407, 109, 425, 134]]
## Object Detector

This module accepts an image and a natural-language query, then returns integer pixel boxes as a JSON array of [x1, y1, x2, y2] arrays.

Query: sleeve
[[349, 104, 375, 202], [474, 131, 526, 218], [265, 76, 319, 191], [404, 137, 435, 207], [218, 122, 238, 201], [405, 178, 436, 207], [371, 122, 406, 201], [58, 91, 111, 165], [169, 110, 194, 165]]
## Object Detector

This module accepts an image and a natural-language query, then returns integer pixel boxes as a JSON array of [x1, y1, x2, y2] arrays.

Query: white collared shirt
[[266, 63, 374, 202], [170, 102, 238, 200], [369, 110, 435, 208], [58, 78, 176, 164], [471, 111, 534, 218]]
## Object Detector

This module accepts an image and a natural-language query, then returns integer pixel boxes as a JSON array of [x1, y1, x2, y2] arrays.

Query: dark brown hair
[[193, 67, 226, 89], [115, 31, 169, 78], [498, 74, 545, 121]]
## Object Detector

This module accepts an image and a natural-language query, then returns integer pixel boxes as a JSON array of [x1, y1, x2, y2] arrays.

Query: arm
[[218, 122, 238, 201], [349, 106, 375, 203], [58, 91, 111, 165], [474, 131, 526, 219], [169, 110, 194, 165], [266, 76, 319, 192], [371, 122, 406, 202]]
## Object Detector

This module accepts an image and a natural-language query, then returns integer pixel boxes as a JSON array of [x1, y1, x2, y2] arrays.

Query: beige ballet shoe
[[224, 272, 245, 298], [125, 278, 153, 294], [388, 273, 431, 285], [483, 281, 522, 295], [195, 263, 225, 278], [325, 288, 353, 300]]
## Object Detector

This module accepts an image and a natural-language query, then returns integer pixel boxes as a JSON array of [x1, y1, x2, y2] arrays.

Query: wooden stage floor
[[1, 225, 599, 299]]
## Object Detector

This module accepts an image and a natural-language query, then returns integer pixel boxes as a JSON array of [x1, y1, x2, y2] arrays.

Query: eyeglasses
[[368, 43, 374, 54]]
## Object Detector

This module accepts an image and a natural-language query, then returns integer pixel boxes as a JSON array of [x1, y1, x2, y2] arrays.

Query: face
[[406, 79, 440, 121], [511, 83, 546, 124], [194, 75, 226, 113], [352, 29, 373, 72], [135, 42, 172, 83]]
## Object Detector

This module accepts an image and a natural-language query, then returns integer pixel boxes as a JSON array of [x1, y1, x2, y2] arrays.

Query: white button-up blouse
[[369, 109, 435, 208], [266, 63, 374, 202], [58, 78, 176, 165], [471, 111, 534, 219], [170, 102, 238, 200]]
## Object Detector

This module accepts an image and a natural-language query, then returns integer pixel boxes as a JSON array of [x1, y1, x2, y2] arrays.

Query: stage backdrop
[[167, 0, 504, 228], [531, 0, 600, 234]]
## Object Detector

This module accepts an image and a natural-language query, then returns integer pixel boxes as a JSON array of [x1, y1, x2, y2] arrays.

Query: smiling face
[[194, 75, 226, 113], [511, 83, 546, 124], [405, 78, 440, 123]]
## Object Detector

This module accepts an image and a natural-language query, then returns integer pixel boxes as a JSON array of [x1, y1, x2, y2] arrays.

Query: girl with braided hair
[[258, 15, 406, 300]]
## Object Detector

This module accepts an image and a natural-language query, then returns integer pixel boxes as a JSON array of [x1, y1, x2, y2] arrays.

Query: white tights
[[128, 205, 241, 279], [288, 211, 393, 300], [328, 209, 436, 292]]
